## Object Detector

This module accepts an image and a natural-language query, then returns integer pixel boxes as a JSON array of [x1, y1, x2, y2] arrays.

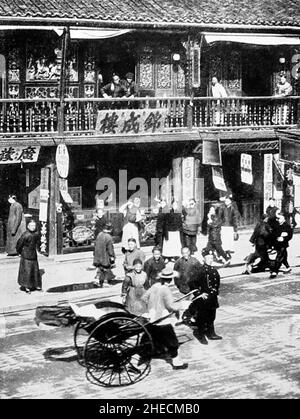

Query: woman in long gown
[[16, 220, 41, 294]]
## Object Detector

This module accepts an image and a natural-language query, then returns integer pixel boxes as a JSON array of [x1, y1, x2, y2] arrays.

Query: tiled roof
[[0, 0, 300, 28]]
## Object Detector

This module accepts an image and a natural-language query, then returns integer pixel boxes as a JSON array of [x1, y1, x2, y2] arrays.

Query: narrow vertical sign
[[241, 153, 253, 185], [39, 167, 50, 254]]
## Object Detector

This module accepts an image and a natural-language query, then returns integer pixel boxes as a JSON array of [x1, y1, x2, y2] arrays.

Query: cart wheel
[[83, 315, 153, 387], [74, 320, 89, 365]]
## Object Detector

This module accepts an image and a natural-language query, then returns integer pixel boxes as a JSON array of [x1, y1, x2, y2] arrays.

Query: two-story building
[[1, 0, 300, 254]]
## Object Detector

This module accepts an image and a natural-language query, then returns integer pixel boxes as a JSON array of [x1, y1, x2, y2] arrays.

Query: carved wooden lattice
[[157, 49, 172, 89], [210, 49, 242, 94], [140, 47, 154, 89]]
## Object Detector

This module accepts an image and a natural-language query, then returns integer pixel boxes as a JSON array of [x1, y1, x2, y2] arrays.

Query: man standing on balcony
[[276, 73, 292, 97], [211, 77, 227, 125], [123, 72, 139, 98], [274, 73, 292, 124], [100, 74, 126, 98]]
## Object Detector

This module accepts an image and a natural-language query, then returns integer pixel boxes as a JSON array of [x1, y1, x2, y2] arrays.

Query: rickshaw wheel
[[83, 315, 153, 387], [74, 320, 90, 366]]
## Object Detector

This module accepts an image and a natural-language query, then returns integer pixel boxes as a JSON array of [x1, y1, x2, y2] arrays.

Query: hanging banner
[[241, 153, 253, 185], [59, 178, 73, 204], [182, 157, 195, 203], [202, 136, 222, 166], [212, 166, 227, 191], [39, 168, 50, 222], [95, 108, 168, 135], [264, 153, 273, 183], [0, 146, 40, 164], [264, 154, 273, 210], [56, 144, 69, 179]]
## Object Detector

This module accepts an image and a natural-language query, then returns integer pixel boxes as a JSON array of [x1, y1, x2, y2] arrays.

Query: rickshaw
[[36, 292, 196, 387]]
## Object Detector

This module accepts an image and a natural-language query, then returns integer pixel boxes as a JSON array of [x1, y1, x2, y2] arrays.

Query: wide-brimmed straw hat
[[158, 264, 176, 279]]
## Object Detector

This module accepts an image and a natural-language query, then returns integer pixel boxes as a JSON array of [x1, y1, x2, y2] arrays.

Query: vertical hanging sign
[[182, 157, 195, 203], [264, 153, 273, 211], [56, 144, 69, 179], [212, 166, 227, 191], [241, 153, 253, 185], [39, 167, 50, 253]]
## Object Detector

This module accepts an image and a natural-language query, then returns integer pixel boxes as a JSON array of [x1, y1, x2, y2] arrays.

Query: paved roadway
[[0, 270, 300, 399]]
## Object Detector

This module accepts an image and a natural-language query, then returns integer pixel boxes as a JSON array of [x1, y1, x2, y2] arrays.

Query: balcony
[[0, 96, 299, 141]]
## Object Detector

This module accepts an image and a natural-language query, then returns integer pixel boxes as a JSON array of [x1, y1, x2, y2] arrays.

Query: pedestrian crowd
[[4, 191, 296, 371]]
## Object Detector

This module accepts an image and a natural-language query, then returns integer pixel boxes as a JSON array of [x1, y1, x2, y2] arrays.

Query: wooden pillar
[[172, 157, 182, 204], [58, 27, 70, 136], [48, 163, 59, 256]]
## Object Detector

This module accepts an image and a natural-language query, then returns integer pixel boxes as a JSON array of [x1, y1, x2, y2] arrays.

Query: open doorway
[[95, 38, 136, 85], [242, 48, 273, 96]]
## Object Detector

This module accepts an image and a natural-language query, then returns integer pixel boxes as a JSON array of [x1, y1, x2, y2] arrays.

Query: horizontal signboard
[[95, 108, 168, 135], [0, 146, 40, 164]]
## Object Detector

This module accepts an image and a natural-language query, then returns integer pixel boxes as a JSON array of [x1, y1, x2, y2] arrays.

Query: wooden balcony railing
[[0, 96, 299, 137], [0, 99, 59, 135], [193, 96, 300, 128]]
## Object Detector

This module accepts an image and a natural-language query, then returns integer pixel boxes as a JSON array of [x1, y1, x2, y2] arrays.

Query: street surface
[[1, 268, 300, 399]]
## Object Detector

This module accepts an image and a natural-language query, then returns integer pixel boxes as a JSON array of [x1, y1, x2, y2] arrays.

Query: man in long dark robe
[[6, 195, 26, 256]]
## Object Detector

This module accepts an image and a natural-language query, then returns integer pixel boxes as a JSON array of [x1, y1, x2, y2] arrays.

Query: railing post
[[297, 98, 300, 128], [187, 99, 193, 130], [58, 27, 70, 136]]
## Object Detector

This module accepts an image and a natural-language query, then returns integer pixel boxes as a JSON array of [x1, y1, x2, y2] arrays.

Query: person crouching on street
[[141, 265, 188, 370], [188, 248, 222, 345], [243, 213, 272, 274], [16, 219, 42, 294], [269, 211, 293, 279], [93, 222, 116, 287], [121, 258, 147, 316]]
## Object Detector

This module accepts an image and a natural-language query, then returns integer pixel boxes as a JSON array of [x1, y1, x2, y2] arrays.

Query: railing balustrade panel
[[0, 96, 299, 136]]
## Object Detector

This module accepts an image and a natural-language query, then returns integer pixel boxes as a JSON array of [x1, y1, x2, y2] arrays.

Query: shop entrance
[[62, 143, 178, 252]]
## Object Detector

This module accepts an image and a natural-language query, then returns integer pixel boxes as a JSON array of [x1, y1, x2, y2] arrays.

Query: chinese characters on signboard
[[95, 109, 168, 135], [241, 153, 253, 185], [182, 157, 195, 202], [0, 146, 40, 164]]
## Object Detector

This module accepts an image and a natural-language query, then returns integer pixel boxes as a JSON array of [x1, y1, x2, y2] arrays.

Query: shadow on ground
[[46, 279, 122, 293]]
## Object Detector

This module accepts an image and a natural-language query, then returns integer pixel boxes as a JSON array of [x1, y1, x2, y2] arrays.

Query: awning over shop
[[0, 25, 132, 39], [204, 32, 300, 46], [66, 28, 132, 40]]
